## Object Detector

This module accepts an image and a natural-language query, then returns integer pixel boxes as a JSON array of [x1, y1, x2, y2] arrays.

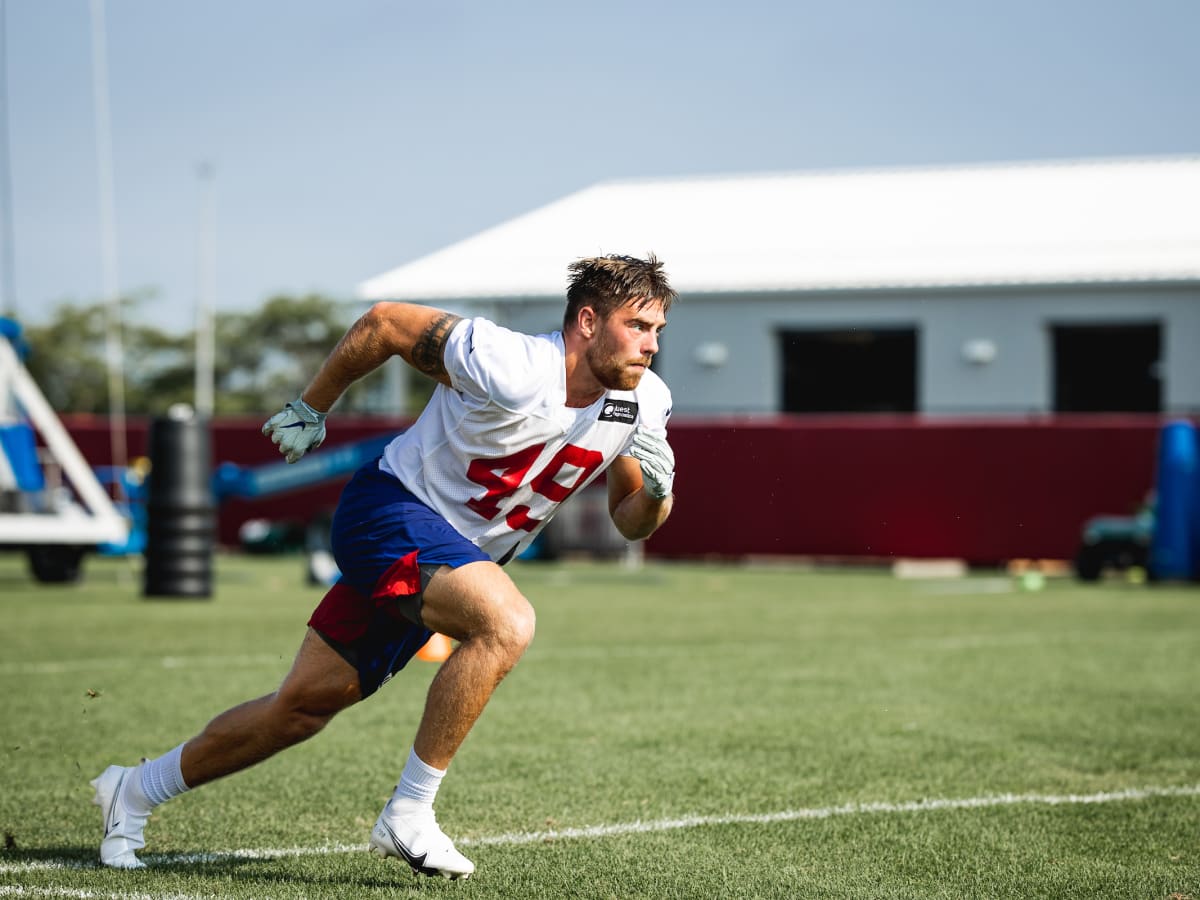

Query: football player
[[92, 254, 678, 879]]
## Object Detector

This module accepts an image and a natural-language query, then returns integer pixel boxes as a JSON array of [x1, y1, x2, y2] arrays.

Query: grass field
[[1, 552, 1198, 899]]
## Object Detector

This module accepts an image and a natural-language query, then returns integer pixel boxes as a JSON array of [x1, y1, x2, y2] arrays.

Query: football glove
[[629, 427, 675, 500], [262, 397, 327, 464]]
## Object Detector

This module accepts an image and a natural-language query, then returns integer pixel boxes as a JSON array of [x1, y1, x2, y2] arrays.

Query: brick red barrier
[[645, 415, 1163, 564], [62, 414, 1165, 564]]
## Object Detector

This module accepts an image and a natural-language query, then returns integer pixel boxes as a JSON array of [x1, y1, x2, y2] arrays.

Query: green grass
[[1, 553, 1198, 898]]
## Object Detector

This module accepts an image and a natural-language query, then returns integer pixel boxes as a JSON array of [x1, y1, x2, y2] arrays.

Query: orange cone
[[417, 632, 454, 662]]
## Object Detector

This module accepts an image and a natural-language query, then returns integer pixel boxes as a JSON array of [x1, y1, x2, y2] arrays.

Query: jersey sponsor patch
[[598, 399, 639, 424]]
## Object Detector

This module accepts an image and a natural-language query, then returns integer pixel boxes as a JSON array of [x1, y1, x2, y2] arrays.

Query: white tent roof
[[359, 156, 1200, 302]]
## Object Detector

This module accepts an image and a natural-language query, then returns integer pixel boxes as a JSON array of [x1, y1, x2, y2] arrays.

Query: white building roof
[[359, 156, 1200, 302]]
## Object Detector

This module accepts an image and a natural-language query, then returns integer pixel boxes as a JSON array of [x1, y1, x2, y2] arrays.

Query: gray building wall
[[657, 285, 1200, 415]]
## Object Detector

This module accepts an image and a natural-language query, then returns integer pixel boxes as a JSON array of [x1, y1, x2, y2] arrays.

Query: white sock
[[137, 742, 191, 808], [390, 747, 445, 806]]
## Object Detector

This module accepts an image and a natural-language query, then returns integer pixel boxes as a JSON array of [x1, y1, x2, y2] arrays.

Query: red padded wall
[[62, 414, 1163, 563], [645, 416, 1160, 563]]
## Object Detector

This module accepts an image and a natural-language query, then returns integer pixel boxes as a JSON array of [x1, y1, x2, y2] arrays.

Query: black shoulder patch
[[598, 399, 639, 424]]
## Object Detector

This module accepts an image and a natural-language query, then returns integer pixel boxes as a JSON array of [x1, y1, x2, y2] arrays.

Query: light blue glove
[[629, 428, 675, 499], [262, 397, 327, 464]]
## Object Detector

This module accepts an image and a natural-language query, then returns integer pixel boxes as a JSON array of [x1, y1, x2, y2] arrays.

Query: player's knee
[[425, 564, 535, 660], [485, 595, 536, 665], [505, 596, 537, 654]]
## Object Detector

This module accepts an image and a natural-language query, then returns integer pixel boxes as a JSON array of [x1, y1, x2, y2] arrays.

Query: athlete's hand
[[629, 428, 675, 500], [262, 397, 327, 464]]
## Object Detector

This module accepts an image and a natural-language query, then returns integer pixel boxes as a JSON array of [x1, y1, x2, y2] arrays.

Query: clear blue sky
[[7, 0, 1199, 331]]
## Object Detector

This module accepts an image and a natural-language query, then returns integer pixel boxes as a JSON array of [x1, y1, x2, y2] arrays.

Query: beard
[[585, 333, 650, 391]]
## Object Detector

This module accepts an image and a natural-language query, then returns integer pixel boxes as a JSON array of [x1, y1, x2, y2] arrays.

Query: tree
[[23, 296, 190, 415], [213, 293, 351, 414], [20, 293, 401, 416], [213, 293, 401, 415]]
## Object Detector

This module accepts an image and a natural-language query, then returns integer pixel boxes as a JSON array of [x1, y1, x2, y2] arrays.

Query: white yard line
[[2, 782, 1197, 888], [462, 783, 1200, 846]]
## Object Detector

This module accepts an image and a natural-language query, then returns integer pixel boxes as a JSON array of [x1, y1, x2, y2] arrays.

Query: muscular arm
[[607, 455, 674, 541], [300, 302, 462, 412]]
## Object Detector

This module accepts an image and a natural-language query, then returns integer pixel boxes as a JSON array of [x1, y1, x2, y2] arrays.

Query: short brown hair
[[564, 254, 677, 331]]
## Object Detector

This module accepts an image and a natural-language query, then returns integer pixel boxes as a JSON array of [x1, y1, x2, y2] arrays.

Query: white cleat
[[90, 765, 149, 870], [368, 799, 474, 880]]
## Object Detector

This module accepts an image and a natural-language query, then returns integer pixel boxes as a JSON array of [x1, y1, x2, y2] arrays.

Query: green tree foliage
[[23, 297, 191, 415], [212, 293, 353, 415], [21, 294, 396, 415]]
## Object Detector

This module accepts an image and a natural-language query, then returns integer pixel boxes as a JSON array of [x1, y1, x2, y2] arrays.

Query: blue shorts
[[308, 459, 490, 697]]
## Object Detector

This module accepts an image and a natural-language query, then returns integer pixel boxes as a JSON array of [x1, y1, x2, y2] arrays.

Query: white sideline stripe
[[463, 783, 1200, 846], [1, 783, 1197, 884]]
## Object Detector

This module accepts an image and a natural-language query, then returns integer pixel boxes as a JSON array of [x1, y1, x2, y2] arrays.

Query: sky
[[5, 0, 1200, 332]]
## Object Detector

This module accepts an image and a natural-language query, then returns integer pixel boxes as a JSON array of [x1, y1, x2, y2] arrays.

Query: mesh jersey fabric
[[381, 317, 672, 562]]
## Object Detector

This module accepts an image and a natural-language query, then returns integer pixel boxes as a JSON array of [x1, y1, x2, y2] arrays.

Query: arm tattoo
[[411, 312, 463, 379]]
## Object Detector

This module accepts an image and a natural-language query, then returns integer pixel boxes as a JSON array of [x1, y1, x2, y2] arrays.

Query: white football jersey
[[381, 317, 672, 563]]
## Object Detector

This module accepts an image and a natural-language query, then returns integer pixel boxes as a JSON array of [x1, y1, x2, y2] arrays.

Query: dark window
[[1052, 323, 1161, 413], [780, 327, 918, 413]]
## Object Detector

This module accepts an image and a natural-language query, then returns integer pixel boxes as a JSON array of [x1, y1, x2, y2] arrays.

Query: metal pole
[[195, 162, 215, 417], [0, 0, 18, 318], [89, 0, 127, 475]]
